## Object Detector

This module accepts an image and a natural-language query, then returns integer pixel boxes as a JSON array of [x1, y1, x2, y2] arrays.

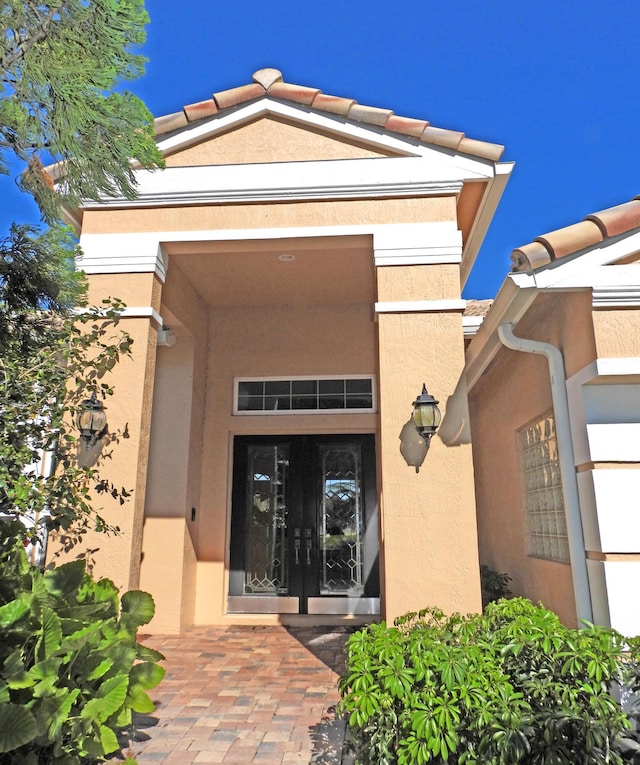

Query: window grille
[[235, 377, 375, 414]]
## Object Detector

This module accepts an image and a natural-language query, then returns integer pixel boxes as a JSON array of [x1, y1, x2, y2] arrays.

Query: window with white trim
[[234, 377, 375, 414], [518, 414, 569, 563]]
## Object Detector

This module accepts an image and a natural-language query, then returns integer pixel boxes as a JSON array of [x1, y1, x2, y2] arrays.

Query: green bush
[[480, 564, 512, 609], [338, 598, 640, 765], [0, 520, 165, 764]]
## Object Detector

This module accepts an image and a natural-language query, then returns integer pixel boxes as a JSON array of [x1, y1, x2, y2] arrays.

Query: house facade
[[461, 197, 640, 635], [59, 69, 513, 633]]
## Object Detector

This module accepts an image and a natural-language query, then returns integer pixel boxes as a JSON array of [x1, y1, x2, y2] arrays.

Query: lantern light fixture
[[411, 383, 442, 440], [76, 392, 108, 446], [399, 383, 442, 472]]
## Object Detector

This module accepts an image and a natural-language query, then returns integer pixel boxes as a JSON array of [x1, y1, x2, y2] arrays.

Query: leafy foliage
[[480, 564, 512, 609], [0, 0, 163, 221], [0, 520, 165, 763], [0, 227, 133, 546], [339, 599, 640, 765]]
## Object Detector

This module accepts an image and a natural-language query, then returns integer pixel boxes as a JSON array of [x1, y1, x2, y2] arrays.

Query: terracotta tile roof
[[464, 299, 493, 317], [154, 68, 505, 162], [511, 196, 640, 272]]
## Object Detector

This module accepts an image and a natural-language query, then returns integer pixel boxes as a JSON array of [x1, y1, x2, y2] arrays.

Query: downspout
[[497, 323, 593, 624]]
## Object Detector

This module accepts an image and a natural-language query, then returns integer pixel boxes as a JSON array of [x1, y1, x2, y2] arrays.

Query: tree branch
[[0, 2, 65, 74]]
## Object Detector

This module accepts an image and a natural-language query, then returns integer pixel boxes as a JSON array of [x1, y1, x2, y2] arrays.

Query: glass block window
[[235, 377, 375, 414], [519, 415, 569, 562]]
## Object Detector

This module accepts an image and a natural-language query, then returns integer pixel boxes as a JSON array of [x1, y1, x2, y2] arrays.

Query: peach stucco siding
[[378, 310, 480, 619], [79, 196, 457, 236], [164, 116, 393, 166], [469, 291, 598, 627], [49, 272, 162, 591]]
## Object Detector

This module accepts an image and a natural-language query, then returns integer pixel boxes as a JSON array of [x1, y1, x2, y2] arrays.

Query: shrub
[[480, 564, 512, 609], [0, 520, 165, 764], [339, 598, 639, 765]]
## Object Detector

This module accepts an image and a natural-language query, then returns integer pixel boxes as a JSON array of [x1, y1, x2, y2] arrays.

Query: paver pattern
[[116, 626, 352, 765]]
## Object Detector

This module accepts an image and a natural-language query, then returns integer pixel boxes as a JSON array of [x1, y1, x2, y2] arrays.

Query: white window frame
[[518, 413, 570, 563], [233, 375, 377, 415]]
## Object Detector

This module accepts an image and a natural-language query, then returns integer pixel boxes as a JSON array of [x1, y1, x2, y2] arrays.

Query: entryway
[[228, 435, 379, 615]]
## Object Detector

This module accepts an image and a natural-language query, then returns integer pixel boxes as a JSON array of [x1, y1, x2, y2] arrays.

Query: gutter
[[497, 323, 593, 625]]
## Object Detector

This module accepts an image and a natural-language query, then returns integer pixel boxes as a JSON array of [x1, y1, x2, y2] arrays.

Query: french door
[[228, 435, 379, 615]]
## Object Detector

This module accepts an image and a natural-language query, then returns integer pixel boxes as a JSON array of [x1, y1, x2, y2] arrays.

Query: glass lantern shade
[[76, 393, 107, 440], [411, 384, 441, 438]]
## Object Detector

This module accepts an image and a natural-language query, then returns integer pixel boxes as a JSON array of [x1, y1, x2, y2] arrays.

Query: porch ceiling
[[163, 235, 376, 307]]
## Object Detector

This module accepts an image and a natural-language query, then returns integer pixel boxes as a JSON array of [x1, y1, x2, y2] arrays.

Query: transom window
[[518, 414, 569, 563], [234, 377, 375, 414]]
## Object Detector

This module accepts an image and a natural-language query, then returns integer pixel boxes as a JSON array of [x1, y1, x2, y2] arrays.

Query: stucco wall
[[164, 116, 393, 166], [469, 291, 598, 627], [79, 196, 456, 235], [377, 310, 481, 620], [139, 259, 209, 630], [592, 308, 640, 358], [48, 272, 162, 593]]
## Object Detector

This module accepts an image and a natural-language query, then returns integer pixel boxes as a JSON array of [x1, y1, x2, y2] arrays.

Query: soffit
[[163, 235, 375, 308]]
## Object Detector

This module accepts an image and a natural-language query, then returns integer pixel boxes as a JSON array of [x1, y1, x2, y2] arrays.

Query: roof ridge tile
[[213, 82, 264, 111]]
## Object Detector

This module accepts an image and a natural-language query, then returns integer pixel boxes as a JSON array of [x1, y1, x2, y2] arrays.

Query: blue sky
[[3, 0, 640, 297]]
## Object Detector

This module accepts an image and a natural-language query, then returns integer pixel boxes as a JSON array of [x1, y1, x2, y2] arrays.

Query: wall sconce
[[76, 392, 108, 467], [399, 384, 442, 472], [157, 328, 176, 347]]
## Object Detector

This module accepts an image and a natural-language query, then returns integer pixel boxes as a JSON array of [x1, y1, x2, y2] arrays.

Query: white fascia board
[[511, 231, 640, 290], [460, 161, 514, 288], [77, 221, 456, 278], [511, 262, 640, 307], [510, 264, 640, 292], [156, 98, 498, 178], [464, 277, 538, 390], [80, 156, 469, 210]]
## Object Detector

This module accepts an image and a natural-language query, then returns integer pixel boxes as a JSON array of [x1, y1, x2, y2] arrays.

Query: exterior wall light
[[76, 392, 108, 469], [76, 392, 108, 446], [399, 384, 442, 472]]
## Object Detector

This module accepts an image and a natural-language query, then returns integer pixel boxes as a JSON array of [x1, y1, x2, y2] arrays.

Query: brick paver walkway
[[116, 626, 352, 765]]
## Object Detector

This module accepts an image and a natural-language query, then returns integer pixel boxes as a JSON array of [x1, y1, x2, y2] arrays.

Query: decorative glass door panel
[[319, 445, 364, 597], [229, 435, 379, 615], [244, 445, 289, 595]]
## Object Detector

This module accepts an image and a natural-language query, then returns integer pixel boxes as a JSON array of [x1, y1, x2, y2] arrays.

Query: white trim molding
[[592, 286, 640, 309], [73, 305, 163, 329], [78, 221, 462, 279], [375, 299, 466, 313], [373, 220, 462, 266], [119, 306, 164, 329], [82, 159, 466, 209], [462, 315, 485, 338], [76, 240, 168, 281]]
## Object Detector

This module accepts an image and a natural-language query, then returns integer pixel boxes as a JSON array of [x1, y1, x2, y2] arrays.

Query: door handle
[[294, 528, 301, 565], [305, 538, 312, 565]]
